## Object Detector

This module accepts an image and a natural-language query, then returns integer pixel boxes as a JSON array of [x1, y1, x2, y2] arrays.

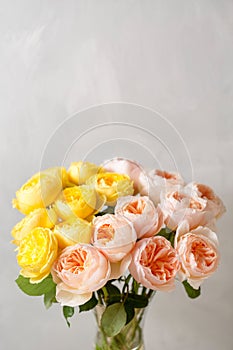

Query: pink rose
[[175, 221, 219, 289], [52, 244, 110, 307], [109, 254, 132, 280], [186, 182, 226, 219], [129, 236, 180, 291], [92, 214, 137, 262], [103, 157, 147, 193], [160, 189, 213, 230], [139, 169, 185, 205], [115, 195, 164, 238]]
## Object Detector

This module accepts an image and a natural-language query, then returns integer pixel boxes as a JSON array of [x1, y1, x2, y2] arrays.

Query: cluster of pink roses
[[51, 158, 225, 307]]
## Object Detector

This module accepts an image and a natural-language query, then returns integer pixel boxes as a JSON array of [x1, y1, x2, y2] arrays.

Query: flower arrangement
[[12, 158, 225, 348]]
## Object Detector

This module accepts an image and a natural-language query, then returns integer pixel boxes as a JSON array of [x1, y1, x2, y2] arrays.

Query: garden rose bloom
[[92, 214, 137, 262], [175, 221, 219, 289], [53, 217, 93, 249], [87, 172, 134, 206], [103, 157, 146, 193], [186, 182, 226, 219], [68, 161, 104, 185], [129, 236, 180, 291], [139, 169, 185, 205], [54, 185, 98, 220], [160, 189, 213, 230], [115, 196, 164, 238], [109, 254, 132, 280], [52, 244, 110, 307], [11, 207, 57, 245], [17, 227, 58, 283], [12, 167, 70, 215]]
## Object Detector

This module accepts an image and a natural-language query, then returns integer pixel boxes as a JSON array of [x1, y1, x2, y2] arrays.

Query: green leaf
[[158, 227, 172, 236], [15, 274, 56, 296], [44, 284, 57, 309], [79, 294, 98, 312], [101, 303, 127, 337], [105, 281, 121, 295], [126, 294, 148, 308], [158, 227, 175, 247], [182, 280, 201, 299], [124, 302, 135, 325], [63, 306, 75, 327], [95, 345, 110, 350], [132, 279, 139, 294], [105, 282, 122, 305]]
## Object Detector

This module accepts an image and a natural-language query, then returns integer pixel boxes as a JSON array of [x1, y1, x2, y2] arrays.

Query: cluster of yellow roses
[[12, 162, 134, 283]]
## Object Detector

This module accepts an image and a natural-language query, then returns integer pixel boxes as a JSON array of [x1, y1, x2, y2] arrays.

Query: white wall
[[0, 1, 232, 349]]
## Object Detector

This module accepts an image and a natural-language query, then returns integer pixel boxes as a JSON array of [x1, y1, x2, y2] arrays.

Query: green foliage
[[124, 302, 135, 325], [15, 274, 56, 296], [16, 274, 58, 310], [182, 280, 201, 299], [125, 293, 149, 308], [104, 282, 122, 305], [63, 306, 75, 327], [101, 303, 127, 337], [132, 279, 140, 294], [158, 227, 176, 247], [44, 285, 57, 309], [79, 294, 98, 312]]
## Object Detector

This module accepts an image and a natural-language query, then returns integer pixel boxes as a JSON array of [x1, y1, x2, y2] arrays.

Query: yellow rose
[[53, 217, 93, 249], [12, 167, 71, 215], [54, 185, 100, 220], [12, 208, 57, 245], [17, 227, 58, 283], [87, 172, 134, 206], [68, 161, 104, 185]]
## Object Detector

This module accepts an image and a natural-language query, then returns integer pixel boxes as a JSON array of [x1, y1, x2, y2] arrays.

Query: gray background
[[0, 1, 233, 349]]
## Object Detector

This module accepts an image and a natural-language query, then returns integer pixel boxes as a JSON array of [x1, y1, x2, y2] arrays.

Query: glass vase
[[94, 304, 146, 350]]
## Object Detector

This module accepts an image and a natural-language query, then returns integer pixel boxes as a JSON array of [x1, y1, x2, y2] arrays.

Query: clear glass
[[94, 304, 145, 350]]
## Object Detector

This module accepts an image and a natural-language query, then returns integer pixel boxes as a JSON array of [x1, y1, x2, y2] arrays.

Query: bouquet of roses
[[12, 158, 225, 348]]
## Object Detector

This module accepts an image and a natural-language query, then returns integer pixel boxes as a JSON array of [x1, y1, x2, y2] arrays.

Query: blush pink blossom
[[92, 214, 137, 262], [129, 236, 180, 291], [109, 254, 132, 279], [139, 169, 185, 204], [52, 244, 110, 307], [115, 195, 164, 238], [174, 221, 219, 289], [186, 182, 226, 219], [160, 188, 213, 230]]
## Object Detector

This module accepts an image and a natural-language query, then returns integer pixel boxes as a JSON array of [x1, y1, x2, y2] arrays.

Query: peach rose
[[186, 182, 226, 219], [109, 254, 132, 280], [115, 196, 164, 238], [139, 169, 185, 205], [129, 236, 180, 291], [92, 214, 137, 262], [175, 221, 219, 289], [52, 244, 110, 307], [103, 157, 147, 193], [160, 189, 213, 230]]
